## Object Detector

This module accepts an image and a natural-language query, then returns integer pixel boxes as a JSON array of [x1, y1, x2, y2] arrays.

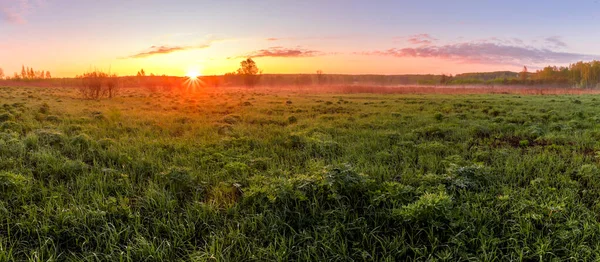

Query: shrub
[[70, 134, 92, 150], [393, 190, 452, 224], [97, 138, 117, 149], [0, 171, 31, 197], [45, 115, 60, 122], [519, 139, 530, 147], [0, 112, 13, 123], [78, 70, 120, 99], [35, 129, 66, 147], [288, 115, 298, 124], [217, 124, 234, 136], [224, 162, 251, 177], [39, 103, 50, 114], [159, 167, 203, 202], [0, 121, 21, 133], [222, 115, 242, 125]]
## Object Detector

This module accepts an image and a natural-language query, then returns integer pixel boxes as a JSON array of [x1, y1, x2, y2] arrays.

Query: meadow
[[2, 85, 600, 261]]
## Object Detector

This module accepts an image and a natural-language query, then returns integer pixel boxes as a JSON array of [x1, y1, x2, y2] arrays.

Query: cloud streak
[[405, 34, 437, 45], [125, 44, 210, 59], [544, 36, 567, 48], [363, 41, 595, 65], [245, 47, 324, 58]]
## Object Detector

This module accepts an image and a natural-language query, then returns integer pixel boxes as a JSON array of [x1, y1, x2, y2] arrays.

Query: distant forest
[[2, 60, 600, 89]]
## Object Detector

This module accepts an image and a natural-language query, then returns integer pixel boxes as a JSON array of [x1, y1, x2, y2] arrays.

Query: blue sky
[[1, 0, 599, 76]]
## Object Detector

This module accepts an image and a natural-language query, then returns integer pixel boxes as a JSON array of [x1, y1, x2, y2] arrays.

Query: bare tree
[[78, 70, 120, 99], [105, 73, 120, 98], [316, 70, 324, 85]]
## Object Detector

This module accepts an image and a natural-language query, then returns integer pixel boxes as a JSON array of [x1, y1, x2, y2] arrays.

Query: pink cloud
[[0, 0, 37, 24], [124, 44, 210, 59], [405, 34, 437, 45], [361, 41, 595, 65], [247, 47, 324, 58]]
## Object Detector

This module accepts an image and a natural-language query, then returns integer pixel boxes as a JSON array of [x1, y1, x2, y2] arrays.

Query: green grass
[[2, 86, 600, 260]]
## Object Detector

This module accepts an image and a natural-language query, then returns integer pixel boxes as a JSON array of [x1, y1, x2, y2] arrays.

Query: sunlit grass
[[1, 85, 600, 260]]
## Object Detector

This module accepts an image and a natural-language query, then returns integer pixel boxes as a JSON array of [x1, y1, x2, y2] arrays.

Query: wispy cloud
[[0, 0, 37, 24], [403, 34, 437, 45], [264, 35, 351, 42], [544, 36, 568, 48], [361, 41, 595, 66], [244, 47, 324, 58], [124, 44, 210, 59]]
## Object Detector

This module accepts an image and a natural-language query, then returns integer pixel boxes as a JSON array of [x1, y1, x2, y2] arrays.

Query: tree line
[[6, 59, 600, 89], [0, 65, 51, 80], [437, 61, 600, 88]]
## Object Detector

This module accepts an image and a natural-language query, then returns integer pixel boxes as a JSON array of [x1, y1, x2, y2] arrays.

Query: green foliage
[[394, 190, 452, 223], [3, 86, 600, 260], [0, 171, 31, 196], [0, 112, 13, 122]]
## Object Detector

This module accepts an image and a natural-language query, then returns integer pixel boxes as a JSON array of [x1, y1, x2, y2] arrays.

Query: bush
[[393, 190, 452, 224], [70, 134, 92, 150], [288, 115, 298, 124], [0, 121, 21, 133], [45, 115, 60, 122], [39, 103, 50, 114], [0, 112, 13, 123], [78, 70, 120, 99], [158, 167, 203, 202], [0, 171, 31, 197], [222, 115, 242, 125], [35, 129, 66, 147]]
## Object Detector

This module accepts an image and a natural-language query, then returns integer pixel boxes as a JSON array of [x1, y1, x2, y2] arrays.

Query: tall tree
[[237, 58, 261, 87], [21, 65, 26, 79], [0, 68, 4, 79], [316, 70, 324, 85], [45, 71, 51, 79], [520, 66, 528, 81]]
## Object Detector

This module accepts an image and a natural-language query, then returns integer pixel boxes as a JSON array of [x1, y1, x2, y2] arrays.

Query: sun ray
[[183, 69, 205, 92]]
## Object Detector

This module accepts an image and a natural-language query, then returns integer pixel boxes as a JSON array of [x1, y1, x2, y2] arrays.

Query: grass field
[[2, 86, 600, 260]]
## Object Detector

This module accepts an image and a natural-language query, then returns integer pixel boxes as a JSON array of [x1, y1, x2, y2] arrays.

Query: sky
[[1, 0, 600, 77]]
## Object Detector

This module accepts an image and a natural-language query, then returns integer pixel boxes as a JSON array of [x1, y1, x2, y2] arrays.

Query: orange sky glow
[[1, 0, 598, 78]]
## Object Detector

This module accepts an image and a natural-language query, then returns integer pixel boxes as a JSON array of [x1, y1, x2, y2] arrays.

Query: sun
[[186, 70, 201, 78]]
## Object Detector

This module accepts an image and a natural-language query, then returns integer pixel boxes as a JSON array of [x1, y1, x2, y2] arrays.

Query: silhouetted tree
[[316, 70, 324, 85], [520, 66, 528, 81], [0, 68, 4, 79], [440, 74, 448, 85], [21, 65, 26, 79], [105, 73, 120, 98], [78, 70, 120, 99], [45, 71, 51, 79], [28, 68, 35, 79], [236, 58, 261, 87]]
